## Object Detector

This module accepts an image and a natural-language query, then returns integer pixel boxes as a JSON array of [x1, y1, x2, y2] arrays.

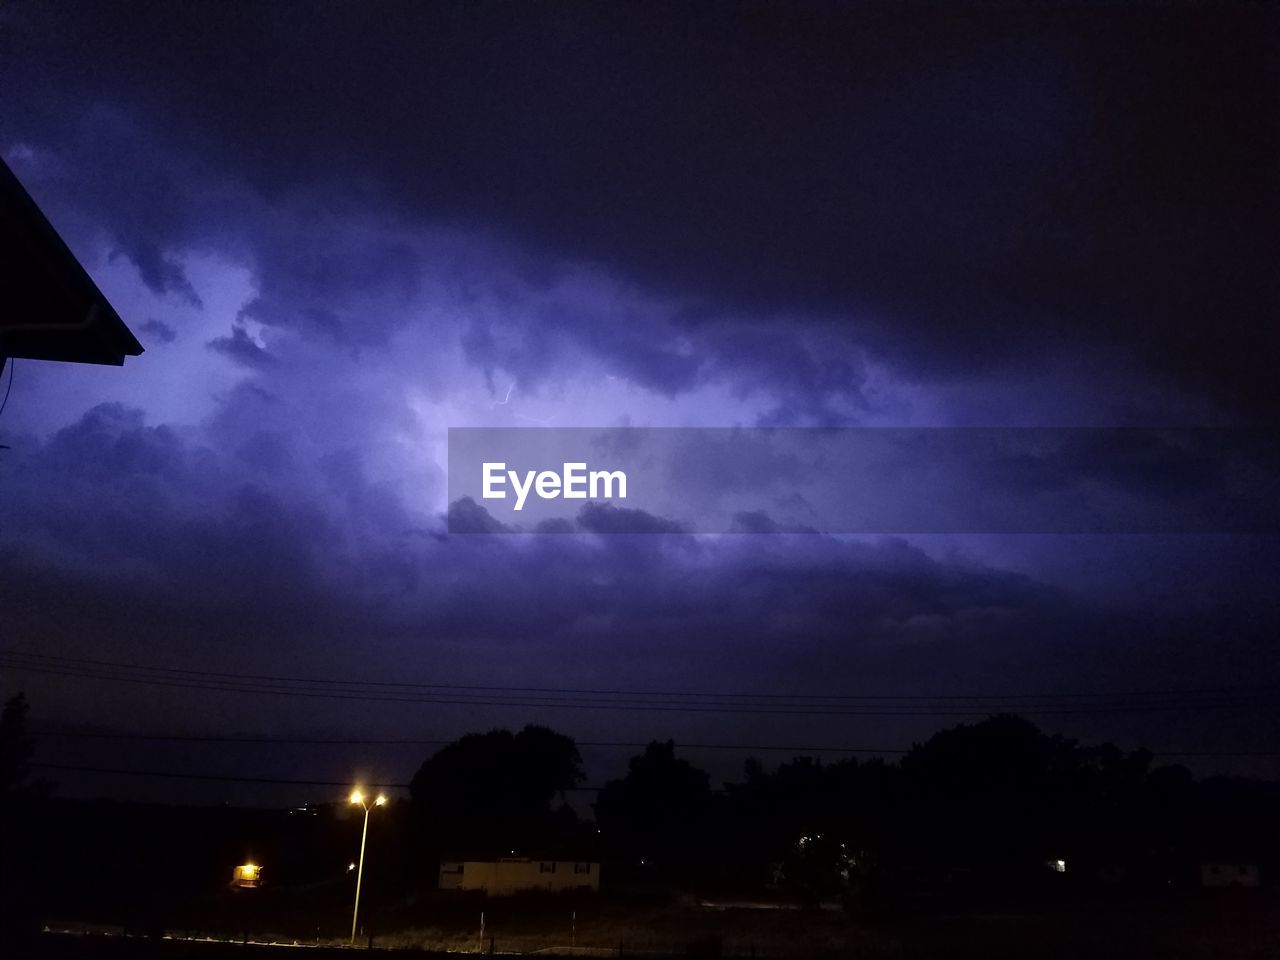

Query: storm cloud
[[1, 2, 1277, 800]]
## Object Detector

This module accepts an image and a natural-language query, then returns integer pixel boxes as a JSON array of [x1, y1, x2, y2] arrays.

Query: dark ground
[[9, 887, 1280, 960]]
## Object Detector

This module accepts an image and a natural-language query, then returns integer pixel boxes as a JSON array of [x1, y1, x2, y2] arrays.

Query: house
[[439, 854, 600, 894], [1, 157, 143, 368], [1200, 861, 1260, 889], [230, 862, 264, 890]]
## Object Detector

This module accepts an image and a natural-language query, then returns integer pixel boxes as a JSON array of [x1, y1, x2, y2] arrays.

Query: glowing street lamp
[[349, 787, 387, 945]]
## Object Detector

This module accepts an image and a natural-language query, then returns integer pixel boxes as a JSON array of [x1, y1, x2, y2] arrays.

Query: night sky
[[1, 1, 1277, 805]]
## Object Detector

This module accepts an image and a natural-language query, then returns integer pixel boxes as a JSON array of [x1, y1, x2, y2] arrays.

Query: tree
[[0, 693, 34, 797], [898, 714, 1081, 876], [594, 741, 711, 872], [409, 725, 583, 851]]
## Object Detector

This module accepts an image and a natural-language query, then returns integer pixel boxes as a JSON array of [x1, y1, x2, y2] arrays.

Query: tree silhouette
[[0, 693, 34, 798], [594, 740, 711, 873], [898, 714, 1076, 871], [409, 724, 583, 852]]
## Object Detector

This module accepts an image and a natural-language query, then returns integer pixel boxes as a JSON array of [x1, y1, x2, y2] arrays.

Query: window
[[539, 861, 556, 874], [574, 862, 592, 874], [441, 862, 464, 875]]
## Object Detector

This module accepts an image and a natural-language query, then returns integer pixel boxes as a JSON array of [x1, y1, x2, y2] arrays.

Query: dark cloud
[[729, 510, 818, 535], [998, 431, 1230, 499], [0, 407, 1070, 659], [139, 318, 177, 345], [4, 2, 1276, 418], [447, 496, 514, 535], [207, 326, 277, 369], [113, 245, 201, 306], [575, 502, 687, 536], [235, 214, 423, 345]]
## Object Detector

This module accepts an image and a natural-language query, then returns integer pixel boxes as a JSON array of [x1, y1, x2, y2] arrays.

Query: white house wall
[[438, 859, 599, 894]]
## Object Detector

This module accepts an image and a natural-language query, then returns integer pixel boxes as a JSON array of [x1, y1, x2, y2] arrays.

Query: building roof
[[0, 157, 143, 366]]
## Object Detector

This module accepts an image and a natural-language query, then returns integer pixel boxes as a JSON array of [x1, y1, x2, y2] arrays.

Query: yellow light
[[349, 789, 364, 805], [374, 794, 387, 806]]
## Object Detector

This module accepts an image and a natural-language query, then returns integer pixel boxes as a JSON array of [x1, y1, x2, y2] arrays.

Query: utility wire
[[29, 763, 404, 789], [8, 659, 1274, 717], [30, 729, 1280, 759], [3, 650, 1274, 716], [6, 647, 1277, 700], [33, 730, 908, 753], [28, 762, 603, 790], [3, 661, 1273, 717]]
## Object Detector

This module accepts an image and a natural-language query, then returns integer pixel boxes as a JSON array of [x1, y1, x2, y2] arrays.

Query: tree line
[[3, 694, 1275, 905], [408, 713, 1276, 900]]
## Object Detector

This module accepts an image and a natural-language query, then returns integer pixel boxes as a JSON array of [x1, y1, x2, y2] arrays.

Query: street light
[[349, 787, 387, 945]]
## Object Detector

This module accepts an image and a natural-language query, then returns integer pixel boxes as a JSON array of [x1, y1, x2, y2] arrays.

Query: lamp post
[[348, 788, 387, 945]]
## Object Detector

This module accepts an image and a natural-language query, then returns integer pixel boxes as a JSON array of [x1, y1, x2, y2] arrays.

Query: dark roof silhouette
[[0, 157, 143, 365]]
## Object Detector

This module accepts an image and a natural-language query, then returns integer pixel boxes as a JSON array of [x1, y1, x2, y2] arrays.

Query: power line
[[34, 730, 905, 753], [8, 659, 1272, 717], [4, 648, 1275, 703], [30, 729, 1280, 759], [3, 650, 1275, 717], [30, 763, 405, 789], [28, 762, 603, 791]]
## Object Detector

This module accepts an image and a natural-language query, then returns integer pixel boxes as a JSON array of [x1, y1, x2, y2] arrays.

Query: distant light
[[349, 790, 364, 805], [347, 862, 356, 872], [1048, 858, 1067, 873]]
